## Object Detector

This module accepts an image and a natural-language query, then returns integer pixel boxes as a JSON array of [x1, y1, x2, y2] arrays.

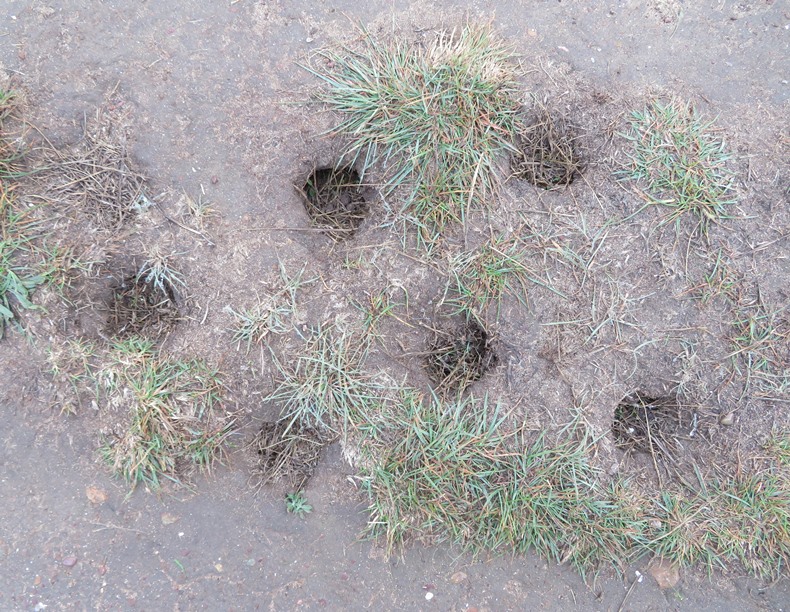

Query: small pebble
[[720, 413, 735, 426], [425, 592, 434, 601], [62, 555, 77, 567]]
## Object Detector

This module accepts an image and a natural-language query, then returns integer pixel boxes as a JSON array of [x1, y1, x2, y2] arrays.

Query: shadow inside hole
[[299, 166, 369, 240], [512, 106, 583, 189], [426, 319, 497, 395], [251, 419, 330, 490], [105, 269, 179, 339], [612, 392, 697, 461]]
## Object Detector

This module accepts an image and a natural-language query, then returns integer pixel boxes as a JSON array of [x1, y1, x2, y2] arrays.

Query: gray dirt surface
[[1, 1, 788, 610]]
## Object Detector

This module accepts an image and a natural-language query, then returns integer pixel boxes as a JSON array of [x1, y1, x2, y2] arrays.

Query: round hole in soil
[[301, 166, 369, 240], [612, 392, 693, 460], [426, 319, 497, 395], [512, 107, 582, 189], [105, 269, 179, 339], [252, 419, 329, 490]]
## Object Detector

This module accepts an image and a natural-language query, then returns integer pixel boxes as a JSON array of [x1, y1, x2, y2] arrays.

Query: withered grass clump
[[45, 113, 147, 228]]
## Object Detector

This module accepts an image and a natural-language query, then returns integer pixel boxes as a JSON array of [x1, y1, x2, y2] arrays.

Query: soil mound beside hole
[[105, 268, 179, 339], [612, 392, 697, 462], [299, 166, 368, 240], [512, 106, 582, 189], [251, 419, 329, 490], [426, 319, 497, 395]]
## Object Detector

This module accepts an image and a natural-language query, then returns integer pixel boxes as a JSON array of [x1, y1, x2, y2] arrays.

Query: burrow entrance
[[612, 392, 698, 462], [299, 166, 369, 240], [105, 264, 180, 339], [512, 106, 583, 189], [426, 319, 497, 395], [251, 419, 329, 490]]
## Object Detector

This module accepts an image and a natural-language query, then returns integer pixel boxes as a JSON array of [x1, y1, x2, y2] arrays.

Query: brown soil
[[1, 1, 788, 610]]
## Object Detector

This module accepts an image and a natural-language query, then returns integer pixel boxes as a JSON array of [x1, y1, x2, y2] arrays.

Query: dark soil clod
[[251, 419, 329, 490], [512, 105, 583, 189], [426, 319, 497, 395], [105, 269, 179, 339], [612, 392, 695, 461], [299, 166, 369, 240]]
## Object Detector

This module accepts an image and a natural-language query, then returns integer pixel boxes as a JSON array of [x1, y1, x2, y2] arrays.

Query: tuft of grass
[[137, 247, 186, 301], [285, 490, 313, 518], [96, 338, 234, 490], [445, 232, 564, 318], [225, 262, 313, 352], [619, 97, 735, 231], [0, 183, 45, 338], [266, 325, 388, 438], [47, 338, 99, 414], [307, 25, 521, 249]]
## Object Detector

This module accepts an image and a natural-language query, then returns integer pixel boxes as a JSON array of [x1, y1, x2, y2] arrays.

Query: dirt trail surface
[[1, 1, 789, 610]]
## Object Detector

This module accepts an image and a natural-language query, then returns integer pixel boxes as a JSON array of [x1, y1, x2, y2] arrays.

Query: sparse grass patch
[[307, 25, 521, 248], [729, 303, 789, 398], [97, 337, 234, 490], [445, 231, 563, 317], [226, 262, 313, 352], [0, 183, 44, 337], [44, 115, 147, 228], [619, 97, 735, 231]]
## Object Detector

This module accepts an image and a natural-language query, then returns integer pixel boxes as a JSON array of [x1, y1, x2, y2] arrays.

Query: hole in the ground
[[612, 392, 695, 460], [105, 265, 180, 339], [426, 319, 497, 395], [251, 419, 329, 490], [299, 166, 369, 240], [512, 106, 582, 189]]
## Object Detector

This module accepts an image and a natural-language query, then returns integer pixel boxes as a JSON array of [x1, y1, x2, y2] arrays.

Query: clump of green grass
[[444, 232, 563, 317], [307, 25, 521, 249], [362, 393, 643, 577], [0, 183, 45, 337], [225, 263, 313, 352], [619, 97, 735, 231], [96, 338, 234, 490], [266, 325, 388, 438], [285, 490, 313, 518]]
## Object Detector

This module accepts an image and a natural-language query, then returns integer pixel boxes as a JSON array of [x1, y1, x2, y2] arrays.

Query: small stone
[[244, 558, 255, 567], [211, 176, 219, 185], [425, 592, 434, 601], [649, 558, 680, 589], [33, 575, 42, 586], [215, 563, 223, 573], [86, 486, 108, 504], [62, 555, 78, 567], [161, 513, 180, 525], [650, 519, 663, 530], [450, 571, 468, 584], [720, 413, 735, 426]]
